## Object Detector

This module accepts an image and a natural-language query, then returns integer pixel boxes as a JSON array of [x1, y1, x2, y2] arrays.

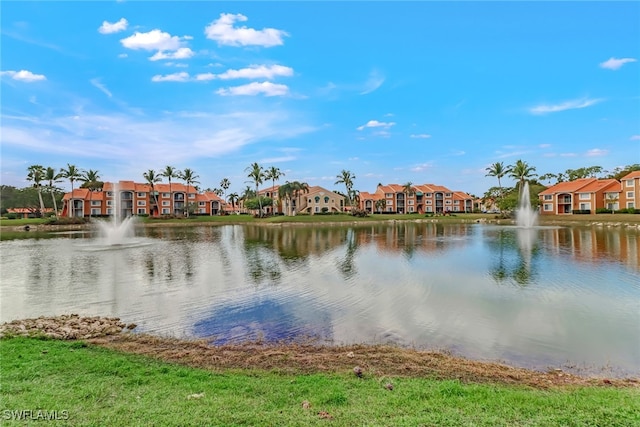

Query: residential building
[[538, 178, 621, 215], [359, 183, 474, 214], [61, 181, 226, 217], [619, 170, 640, 210]]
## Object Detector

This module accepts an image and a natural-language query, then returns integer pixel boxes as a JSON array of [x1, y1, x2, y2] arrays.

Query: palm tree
[[80, 169, 102, 217], [180, 168, 200, 217], [245, 162, 265, 216], [375, 198, 386, 214], [335, 170, 356, 209], [160, 166, 180, 215], [277, 182, 294, 215], [26, 165, 46, 216], [509, 159, 537, 194], [485, 162, 510, 198], [143, 169, 161, 216], [240, 186, 255, 214], [44, 167, 62, 218], [289, 181, 309, 215], [264, 166, 285, 214], [60, 164, 82, 217], [402, 181, 414, 213], [227, 193, 239, 213], [219, 178, 231, 202]]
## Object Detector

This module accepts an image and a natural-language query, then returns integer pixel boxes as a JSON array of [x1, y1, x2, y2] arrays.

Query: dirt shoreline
[[2, 315, 638, 390]]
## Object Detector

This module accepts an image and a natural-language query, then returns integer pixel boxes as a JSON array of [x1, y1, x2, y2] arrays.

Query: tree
[[143, 169, 161, 216], [26, 165, 46, 216], [265, 166, 285, 214], [335, 170, 356, 209], [538, 173, 557, 185], [80, 169, 102, 217], [485, 162, 510, 199], [402, 182, 414, 213], [227, 192, 239, 213], [60, 164, 83, 217], [277, 182, 294, 215], [290, 181, 309, 215], [240, 186, 255, 213], [375, 198, 386, 214], [219, 178, 231, 202], [44, 167, 62, 218], [607, 164, 640, 180], [245, 162, 265, 216], [160, 166, 180, 216], [508, 160, 537, 194], [180, 168, 200, 217]]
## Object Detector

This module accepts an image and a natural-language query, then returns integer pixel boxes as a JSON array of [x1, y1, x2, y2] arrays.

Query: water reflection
[[1, 223, 639, 376]]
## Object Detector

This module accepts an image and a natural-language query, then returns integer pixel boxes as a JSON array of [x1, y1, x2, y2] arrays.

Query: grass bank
[[2, 337, 639, 427]]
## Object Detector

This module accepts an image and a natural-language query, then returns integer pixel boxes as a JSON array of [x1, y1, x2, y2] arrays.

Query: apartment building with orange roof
[[620, 170, 640, 210], [538, 177, 621, 215], [359, 183, 474, 214], [61, 180, 226, 217]]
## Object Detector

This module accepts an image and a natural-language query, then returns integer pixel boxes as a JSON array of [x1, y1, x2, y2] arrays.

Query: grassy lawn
[[1, 337, 638, 427]]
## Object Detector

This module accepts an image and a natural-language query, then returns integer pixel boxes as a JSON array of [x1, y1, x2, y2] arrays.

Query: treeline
[[0, 185, 65, 216]]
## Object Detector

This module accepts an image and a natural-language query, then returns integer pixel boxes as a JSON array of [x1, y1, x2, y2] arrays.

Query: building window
[[386, 207, 393, 212], [315, 196, 320, 203], [579, 203, 591, 211], [106, 208, 113, 215], [91, 201, 101, 206], [386, 200, 393, 206], [106, 191, 113, 197], [408, 200, 414, 205], [91, 208, 101, 215], [544, 204, 553, 211], [425, 193, 432, 197], [543, 195, 552, 201], [385, 193, 393, 198], [426, 206, 432, 212], [627, 202, 635, 208], [199, 202, 206, 206], [162, 208, 170, 214], [107, 200, 113, 206], [409, 207, 414, 212], [627, 191, 634, 199], [137, 200, 146, 206], [579, 193, 590, 200], [137, 208, 146, 214], [626, 180, 635, 187], [315, 206, 319, 212], [445, 200, 452, 205], [162, 201, 170, 206], [188, 194, 195, 199], [162, 193, 170, 198], [137, 192, 146, 198], [445, 193, 452, 198], [324, 196, 329, 203]]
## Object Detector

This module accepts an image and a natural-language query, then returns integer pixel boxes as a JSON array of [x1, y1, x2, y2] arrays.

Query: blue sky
[[1, 1, 639, 196]]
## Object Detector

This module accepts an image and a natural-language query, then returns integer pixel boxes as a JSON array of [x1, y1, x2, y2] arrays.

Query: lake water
[[1, 222, 639, 377]]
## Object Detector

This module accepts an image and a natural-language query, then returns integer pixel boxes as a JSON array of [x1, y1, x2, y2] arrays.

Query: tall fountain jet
[[95, 182, 138, 247], [515, 181, 538, 228]]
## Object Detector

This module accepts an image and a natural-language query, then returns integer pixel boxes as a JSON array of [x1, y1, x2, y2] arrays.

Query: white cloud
[[585, 148, 608, 157], [539, 143, 551, 148], [151, 72, 190, 82], [0, 70, 46, 82], [217, 64, 293, 80], [560, 153, 578, 157], [118, 53, 128, 58], [120, 29, 184, 51], [410, 134, 431, 139], [149, 48, 195, 61], [98, 18, 128, 34], [599, 57, 637, 70], [204, 13, 288, 47], [216, 81, 289, 97], [195, 73, 216, 81], [259, 155, 296, 163], [90, 78, 112, 98], [529, 98, 602, 115], [356, 120, 395, 131], [410, 163, 432, 172], [630, 135, 640, 141], [360, 69, 385, 95]]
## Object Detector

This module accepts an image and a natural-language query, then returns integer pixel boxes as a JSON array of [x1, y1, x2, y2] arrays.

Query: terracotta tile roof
[[620, 170, 640, 180], [538, 178, 596, 195], [577, 179, 620, 193], [359, 191, 382, 200], [452, 191, 474, 200]]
